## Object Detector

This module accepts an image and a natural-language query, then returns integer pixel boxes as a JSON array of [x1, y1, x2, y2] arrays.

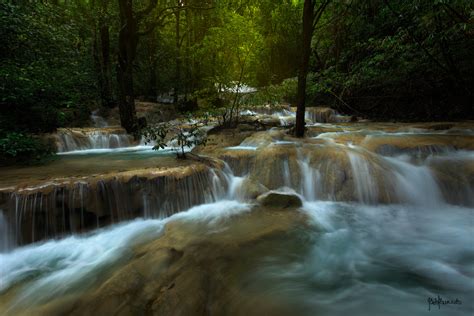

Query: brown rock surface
[[3, 207, 310, 316], [257, 191, 303, 208]]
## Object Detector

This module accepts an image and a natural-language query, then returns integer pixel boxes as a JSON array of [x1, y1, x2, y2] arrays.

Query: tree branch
[[312, 0, 330, 30]]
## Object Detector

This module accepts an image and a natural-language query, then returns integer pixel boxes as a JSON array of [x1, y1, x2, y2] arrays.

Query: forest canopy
[[1, 0, 473, 160]]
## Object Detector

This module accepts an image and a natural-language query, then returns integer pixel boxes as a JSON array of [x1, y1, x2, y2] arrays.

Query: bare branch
[[312, 0, 331, 30]]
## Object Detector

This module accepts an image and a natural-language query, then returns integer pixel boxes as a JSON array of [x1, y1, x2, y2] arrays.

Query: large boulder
[[256, 191, 303, 208]]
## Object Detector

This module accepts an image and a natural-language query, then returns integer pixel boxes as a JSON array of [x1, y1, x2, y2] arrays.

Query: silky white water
[[0, 201, 251, 312], [247, 201, 474, 316], [2, 200, 471, 315]]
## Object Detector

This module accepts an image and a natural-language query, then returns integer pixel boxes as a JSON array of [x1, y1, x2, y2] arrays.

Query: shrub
[[141, 121, 207, 159], [0, 131, 54, 165]]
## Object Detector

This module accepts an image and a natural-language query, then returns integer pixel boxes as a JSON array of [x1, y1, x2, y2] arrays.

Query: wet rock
[[0, 163, 228, 246], [250, 144, 300, 189], [257, 191, 302, 208], [192, 128, 253, 156], [305, 107, 337, 123], [240, 130, 286, 148], [218, 149, 257, 177], [258, 116, 282, 128], [53, 127, 134, 152], [361, 134, 474, 156], [238, 123, 257, 132], [8, 207, 308, 316], [235, 178, 269, 200], [429, 157, 474, 207]]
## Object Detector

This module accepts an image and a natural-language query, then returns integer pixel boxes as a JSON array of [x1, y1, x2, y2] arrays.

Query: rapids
[[1, 117, 473, 315]]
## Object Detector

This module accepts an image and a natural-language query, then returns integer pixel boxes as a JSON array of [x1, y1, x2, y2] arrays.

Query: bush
[[0, 131, 54, 165], [241, 78, 297, 107], [141, 121, 207, 159], [0, 3, 96, 133]]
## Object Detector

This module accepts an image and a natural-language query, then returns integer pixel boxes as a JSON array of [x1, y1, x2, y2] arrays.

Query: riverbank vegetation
[[1, 0, 473, 162]]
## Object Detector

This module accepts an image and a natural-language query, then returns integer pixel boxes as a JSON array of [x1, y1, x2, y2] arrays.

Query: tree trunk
[[184, 2, 191, 98], [91, 0, 114, 108], [117, 0, 138, 134], [99, 18, 114, 108], [144, 34, 158, 100], [174, 8, 181, 107], [295, 0, 314, 138]]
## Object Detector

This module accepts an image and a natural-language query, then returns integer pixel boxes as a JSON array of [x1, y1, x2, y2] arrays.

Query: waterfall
[[2, 127, 474, 248], [0, 164, 234, 246], [0, 211, 15, 252], [386, 156, 444, 206], [240, 106, 351, 127], [90, 109, 108, 128], [55, 128, 133, 153], [297, 156, 320, 202], [347, 151, 380, 204]]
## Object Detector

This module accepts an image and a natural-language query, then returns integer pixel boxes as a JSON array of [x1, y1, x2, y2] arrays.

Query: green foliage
[[0, 3, 96, 133], [193, 10, 265, 126], [197, 12, 264, 89], [173, 124, 208, 159], [142, 121, 207, 159], [0, 131, 54, 165], [254, 0, 303, 85], [142, 123, 169, 150], [307, 0, 474, 119], [1, 0, 470, 164], [242, 77, 297, 106]]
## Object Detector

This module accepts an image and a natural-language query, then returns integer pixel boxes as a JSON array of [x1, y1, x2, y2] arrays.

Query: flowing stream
[[0, 118, 473, 315]]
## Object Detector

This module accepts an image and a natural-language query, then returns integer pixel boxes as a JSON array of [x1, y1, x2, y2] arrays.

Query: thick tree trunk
[[174, 9, 181, 107], [184, 3, 191, 98], [99, 20, 114, 108], [295, 0, 314, 138], [144, 35, 158, 100], [91, 0, 114, 108], [117, 0, 138, 134]]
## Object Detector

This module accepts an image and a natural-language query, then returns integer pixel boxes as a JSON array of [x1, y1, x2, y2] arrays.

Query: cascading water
[[1, 123, 473, 315], [55, 128, 134, 153], [54, 111, 137, 153], [90, 109, 109, 128], [347, 150, 380, 204], [0, 164, 236, 246], [297, 150, 320, 201], [0, 211, 15, 252], [240, 106, 353, 127]]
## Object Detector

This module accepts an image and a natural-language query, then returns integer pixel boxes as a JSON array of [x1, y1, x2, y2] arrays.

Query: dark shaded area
[[306, 0, 473, 121]]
